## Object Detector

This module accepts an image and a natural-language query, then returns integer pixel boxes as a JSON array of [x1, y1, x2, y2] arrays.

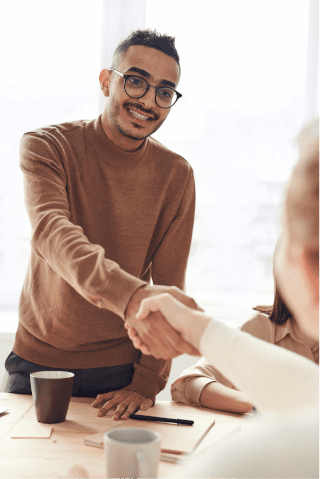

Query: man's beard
[[116, 119, 165, 141], [108, 100, 165, 141]]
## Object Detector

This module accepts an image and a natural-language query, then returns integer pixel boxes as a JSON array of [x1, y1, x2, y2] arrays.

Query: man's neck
[[100, 111, 145, 152]]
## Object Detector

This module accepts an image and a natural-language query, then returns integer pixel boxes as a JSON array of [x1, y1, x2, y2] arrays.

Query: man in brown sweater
[[4, 29, 198, 419]]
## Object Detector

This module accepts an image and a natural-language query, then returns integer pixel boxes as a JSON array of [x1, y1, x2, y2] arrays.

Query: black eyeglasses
[[109, 69, 182, 109]]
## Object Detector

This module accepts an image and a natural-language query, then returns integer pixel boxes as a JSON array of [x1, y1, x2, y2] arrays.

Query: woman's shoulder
[[236, 311, 276, 343]]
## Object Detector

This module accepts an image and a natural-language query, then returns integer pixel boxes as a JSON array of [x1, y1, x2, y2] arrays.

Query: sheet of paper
[[10, 423, 52, 438], [0, 407, 9, 415], [84, 415, 215, 455], [118, 416, 215, 454], [195, 421, 241, 453]]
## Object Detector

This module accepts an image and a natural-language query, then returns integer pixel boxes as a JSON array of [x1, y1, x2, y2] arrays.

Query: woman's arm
[[199, 381, 253, 413], [171, 356, 253, 413], [133, 294, 319, 414]]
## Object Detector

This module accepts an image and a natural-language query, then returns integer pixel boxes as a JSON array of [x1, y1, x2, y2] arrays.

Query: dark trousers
[[4, 351, 134, 398]]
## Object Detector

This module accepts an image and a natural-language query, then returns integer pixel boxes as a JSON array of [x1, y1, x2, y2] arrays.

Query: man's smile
[[128, 109, 151, 122], [125, 102, 158, 124]]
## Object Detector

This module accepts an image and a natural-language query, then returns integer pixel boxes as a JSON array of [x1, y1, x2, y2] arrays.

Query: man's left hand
[[91, 389, 153, 420]]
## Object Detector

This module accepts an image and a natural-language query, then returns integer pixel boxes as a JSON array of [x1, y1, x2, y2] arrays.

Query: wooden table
[[0, 393, 250, 478]]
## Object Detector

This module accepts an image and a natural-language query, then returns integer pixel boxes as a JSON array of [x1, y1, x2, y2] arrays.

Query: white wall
[[99, 0, 146, 112]]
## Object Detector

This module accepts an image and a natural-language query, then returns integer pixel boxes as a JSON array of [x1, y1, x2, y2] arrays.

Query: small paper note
[[10, 423, 52, 438]]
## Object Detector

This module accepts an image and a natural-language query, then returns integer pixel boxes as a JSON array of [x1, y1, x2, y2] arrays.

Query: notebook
[[84, 414, 215, 456]]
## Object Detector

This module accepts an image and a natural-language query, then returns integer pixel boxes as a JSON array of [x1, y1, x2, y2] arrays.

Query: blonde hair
[[285, 117, 319, 270]]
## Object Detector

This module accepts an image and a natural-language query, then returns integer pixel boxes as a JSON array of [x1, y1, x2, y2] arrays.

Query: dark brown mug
[[30, 371, 74, 424]]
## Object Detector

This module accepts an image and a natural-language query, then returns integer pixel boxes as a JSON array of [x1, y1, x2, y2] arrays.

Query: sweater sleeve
[[123, 167, 195, 401], [151, 167, 195, 289], [124, 354, 171, 403], [121, 167, 196, 401], [200, 320, 319, 415], [20, 132, 146, 319]]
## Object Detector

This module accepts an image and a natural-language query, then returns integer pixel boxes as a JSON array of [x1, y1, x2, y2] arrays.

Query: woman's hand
[[125, 293, 211, 358]]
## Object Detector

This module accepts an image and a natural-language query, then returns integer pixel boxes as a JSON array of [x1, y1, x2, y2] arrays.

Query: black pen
[[129, 413, 194, 426]]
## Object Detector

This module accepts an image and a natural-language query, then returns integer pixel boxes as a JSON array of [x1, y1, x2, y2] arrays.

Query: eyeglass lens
[[125, 76, 177, 108]]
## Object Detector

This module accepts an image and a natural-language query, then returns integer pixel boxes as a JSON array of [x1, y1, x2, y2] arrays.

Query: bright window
[[0, 0, 102, 309], [145, 0, 311, 309], [0, 0, 315, 318]]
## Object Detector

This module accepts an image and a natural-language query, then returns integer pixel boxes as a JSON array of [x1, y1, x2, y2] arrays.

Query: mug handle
[[136, 450, 149, 478]]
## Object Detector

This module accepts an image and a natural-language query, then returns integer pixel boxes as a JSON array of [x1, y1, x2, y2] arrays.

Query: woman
[[171, 241, 318, 414], [128, 117, 319, 477]]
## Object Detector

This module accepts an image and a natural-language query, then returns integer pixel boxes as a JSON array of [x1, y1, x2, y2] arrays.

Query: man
[[4, 29, 198, 420]]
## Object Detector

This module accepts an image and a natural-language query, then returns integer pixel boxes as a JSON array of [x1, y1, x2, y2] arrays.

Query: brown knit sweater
[[13, 116, 195, 401]]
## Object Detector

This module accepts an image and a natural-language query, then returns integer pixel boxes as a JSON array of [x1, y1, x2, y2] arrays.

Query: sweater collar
[[90, 115, 149, 169]]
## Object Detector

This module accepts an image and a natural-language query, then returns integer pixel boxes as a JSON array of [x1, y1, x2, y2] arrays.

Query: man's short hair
[[111, 29, 180, 70]]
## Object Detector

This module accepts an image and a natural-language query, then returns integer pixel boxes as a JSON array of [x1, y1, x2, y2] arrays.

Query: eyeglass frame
[[109, 68, 182, 109]]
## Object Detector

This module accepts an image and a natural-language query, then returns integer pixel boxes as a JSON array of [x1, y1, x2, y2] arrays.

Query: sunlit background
[[0, 0, 317, 319]]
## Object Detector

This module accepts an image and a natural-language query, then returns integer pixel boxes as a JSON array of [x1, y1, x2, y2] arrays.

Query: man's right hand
[[124, 285, 202, 359], [127, 293, 211, 359]]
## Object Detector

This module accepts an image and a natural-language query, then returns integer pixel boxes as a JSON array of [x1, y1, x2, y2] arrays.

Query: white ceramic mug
[[104, 427, 161, 478]]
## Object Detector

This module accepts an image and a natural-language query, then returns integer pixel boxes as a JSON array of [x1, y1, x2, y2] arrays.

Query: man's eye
[[158, 88, 173, 100], [128, 77, 143, 88]]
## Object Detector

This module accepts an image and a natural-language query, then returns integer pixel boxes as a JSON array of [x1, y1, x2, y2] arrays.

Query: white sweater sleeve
[[200, 320, 319, 415]]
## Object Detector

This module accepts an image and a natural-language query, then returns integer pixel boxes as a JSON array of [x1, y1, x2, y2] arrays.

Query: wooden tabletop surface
[[0, 393, 250, 478]]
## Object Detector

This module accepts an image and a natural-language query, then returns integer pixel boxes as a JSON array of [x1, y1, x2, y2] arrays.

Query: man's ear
[[99, 69, 111, 97]]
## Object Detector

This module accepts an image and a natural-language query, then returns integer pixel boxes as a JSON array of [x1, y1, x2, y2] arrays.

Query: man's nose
[[138, 86, 157, 109]]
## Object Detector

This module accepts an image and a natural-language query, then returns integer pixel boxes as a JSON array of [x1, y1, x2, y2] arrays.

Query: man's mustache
[[125, 102, 159, 121]]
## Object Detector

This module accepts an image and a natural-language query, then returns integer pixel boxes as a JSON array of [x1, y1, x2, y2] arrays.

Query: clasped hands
[[92, 285, 210, 421], [125, 285, 212, 362], [124, 284, 204, 359]]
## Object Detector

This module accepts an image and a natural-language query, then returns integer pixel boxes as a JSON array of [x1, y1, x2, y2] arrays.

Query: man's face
[[104, 45, 180, 143]]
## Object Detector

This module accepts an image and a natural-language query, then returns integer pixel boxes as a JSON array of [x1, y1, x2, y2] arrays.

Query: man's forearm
[[21, 134, 148, 318], [30, 210, 145, 317]]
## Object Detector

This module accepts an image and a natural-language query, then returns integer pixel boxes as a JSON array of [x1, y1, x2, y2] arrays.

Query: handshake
[[124, 284, 211, 360]]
